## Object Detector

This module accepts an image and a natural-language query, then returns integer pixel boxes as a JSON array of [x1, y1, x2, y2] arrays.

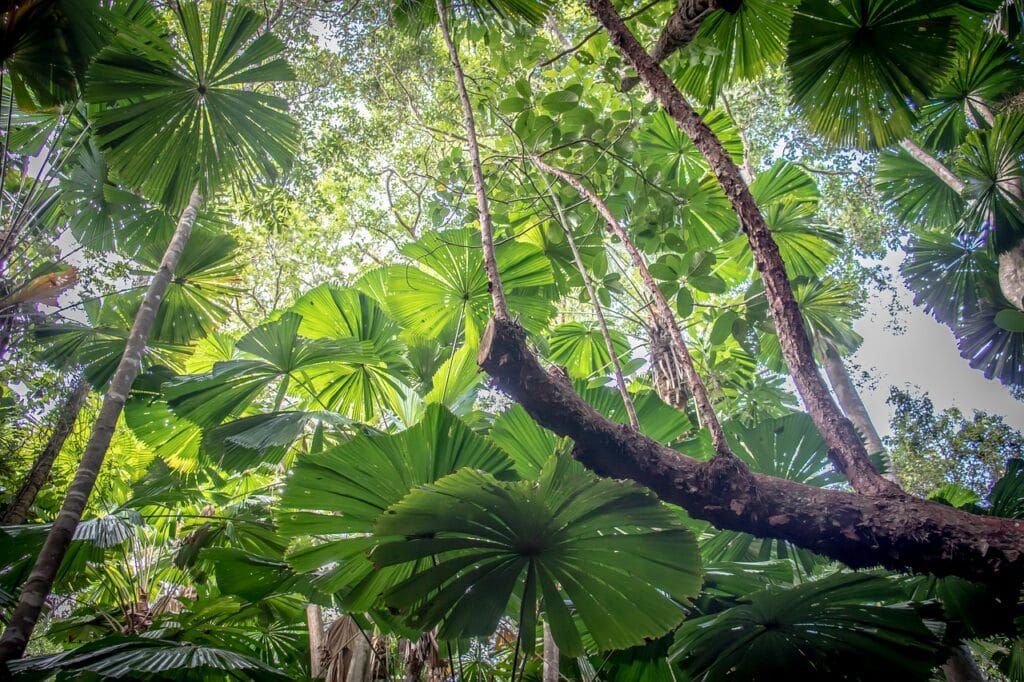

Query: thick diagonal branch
[[478, 317, 1024, 585], [587, 0, 898, 497]]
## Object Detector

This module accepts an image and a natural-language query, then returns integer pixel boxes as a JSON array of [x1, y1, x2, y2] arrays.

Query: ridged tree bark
[[542, 622, 559, 682], [585, 0, 898, 496], [2, 377, 90, 525], [941, 643, 988, 682], [0, 188, 203, 665]]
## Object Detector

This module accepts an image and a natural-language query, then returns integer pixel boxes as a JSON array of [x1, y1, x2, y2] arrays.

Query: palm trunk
[[586, 0, 898, 496], [435, 0, 509, 320], [307, 604, 325, 678], [898, 139, 965, 193], [2, 377, 90, 525], [822, 348, 884, 456], [648, 315, 691, 411], [542, 623, 559, 682], [0, 188, 203, 664]]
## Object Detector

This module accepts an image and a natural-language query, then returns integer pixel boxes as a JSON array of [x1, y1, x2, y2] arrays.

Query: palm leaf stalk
[[434, 0, 510, 320], [0, 188, 202, 663], [1, 376, 91, 525], [543, 179, 638, 428], [531, 156, 729, 455], [584, 0, 898, 496]]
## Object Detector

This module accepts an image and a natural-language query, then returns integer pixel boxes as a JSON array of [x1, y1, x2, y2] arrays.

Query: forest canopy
[[1, 0, 1024, 680]]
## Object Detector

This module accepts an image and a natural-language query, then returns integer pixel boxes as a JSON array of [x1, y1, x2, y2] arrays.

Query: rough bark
[[999, 241, 1024, 310], [532, 156, 730, 455], [0, 188, 203, 666], [435, 0, 509, 320], [478, 316, 1024, 585], [648, 316, 690, 411], [620, 0, 720, 92], [822, 347, 884, 457], [544, 182, 638, 427], [941, 643, 988, 682], [586, 0, 898, 497], [542, 622, 559, 682], [2, 378, 90, 525], [308, 604, 325, 678]]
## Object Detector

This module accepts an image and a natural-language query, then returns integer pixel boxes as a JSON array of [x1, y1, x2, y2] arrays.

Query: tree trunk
[[0, 188, 203, 665], [941, 643, 988, 682], [620, 0, 718, 91], [542, 622, 559, 682], [899, 139, 965, 194], [822, 348, 884, 457], [585, 0, 898, 497], [2, 377, 90, 525], [435, 0, 509, 320], [308, 604, 325, 678]]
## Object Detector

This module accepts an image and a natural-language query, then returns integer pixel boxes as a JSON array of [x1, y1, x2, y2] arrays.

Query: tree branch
[[478, 317, 1024, 586], [586, 0, 899, 497], [620, 0, 721, 92]]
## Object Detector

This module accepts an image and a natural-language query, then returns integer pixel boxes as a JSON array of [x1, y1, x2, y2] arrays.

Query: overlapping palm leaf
[[369, 228, 555, 340], [372, 456, 702, 656], [669, 573, 942, 681], [277, 404, 516, 609], [787, 0, 961, 148]]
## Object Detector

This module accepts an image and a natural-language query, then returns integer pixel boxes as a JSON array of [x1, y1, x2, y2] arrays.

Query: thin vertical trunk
[[532, 156, 730, 456], [586, 0, 898, 496], [435, 0, 509, 320], [822, 347, 884, 456], [307, 604, 325, 678], [544, 182, 638, 428], [542, 623, 559, 682], [2, 377, 90, 525], [0, 188, 203, 665]]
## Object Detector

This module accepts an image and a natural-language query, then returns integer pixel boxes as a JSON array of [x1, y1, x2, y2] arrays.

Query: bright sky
[[852, 250, 1023, 437]]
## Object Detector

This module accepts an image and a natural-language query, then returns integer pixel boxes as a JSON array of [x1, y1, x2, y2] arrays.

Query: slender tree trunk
[[620, 0, 719, 91], [898, 139, 965, 194], [542, 622, 559, 682], [2, 378, 90, 525], [822, 348, 884, 456], [435, 0, 509, 320], [307, 604, 325, 678], [532, 156, 730, 456], [586, 0, 898, 496], [544, 182, 638, 428], [0, 188, 203, 666], [941, 643, 988, 682]]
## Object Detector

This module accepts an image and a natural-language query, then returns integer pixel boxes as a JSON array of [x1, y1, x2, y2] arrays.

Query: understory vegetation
[[1, 0, 1024, 680]]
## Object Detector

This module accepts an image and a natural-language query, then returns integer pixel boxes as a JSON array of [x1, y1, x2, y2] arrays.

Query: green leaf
[[787, 0, 960, 148], [277, 405, 515, 609], [995, 309, 1024, 333], [546, 322, 630, 379], [670, 573, 942, 681], [540, 89, 580, 113], [85, 0, 298, 211], [373, 457, 702, 656]]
